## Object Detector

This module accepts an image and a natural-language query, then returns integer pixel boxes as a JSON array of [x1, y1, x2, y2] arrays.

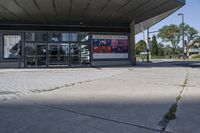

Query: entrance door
[[80, 44, 90, 65], [36, 44, 47, 67], [59, 44, 69, 66], [26, 43, 36, 67], [25, 43, 47, 67], [48, 44, 69, 67], [49, 44, 59, 66], [70, 43, 81, 66]]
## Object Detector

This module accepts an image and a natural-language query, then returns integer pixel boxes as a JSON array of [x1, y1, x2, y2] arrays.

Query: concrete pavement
[[0, 68, 128, 101], [168, 67, 200, 133], [0, 62, 200, 133]]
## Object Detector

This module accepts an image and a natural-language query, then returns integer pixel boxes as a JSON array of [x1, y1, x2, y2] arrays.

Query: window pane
[[37, 44, 46, 56], [71, 33, 78, 42], [36, 32, 47, 42], [25, 33, 35, 42], [81, 44, 90, 64], [71, 43, 80, 64], [4, 35, 22, 59], [49, 33, 61, 42], [49, 45, 58, 55], [79, 33, 90, 42], [62, 33, 70, 42], [60, 44, 69, 55], [25, 43, 35, 56]]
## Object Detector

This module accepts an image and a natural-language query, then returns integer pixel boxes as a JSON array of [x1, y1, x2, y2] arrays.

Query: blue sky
[[136, 0, 200, 42]]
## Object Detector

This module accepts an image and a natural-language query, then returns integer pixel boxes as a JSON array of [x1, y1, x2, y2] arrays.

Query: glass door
[[81, 44, 90, 65], [70, 43, 81, 66], [36, 44, 47, 67], [60, 44, 69, 66], [48, 43, 69, 67], [49, 44, 59, 66], [25, 43, 36, 67]]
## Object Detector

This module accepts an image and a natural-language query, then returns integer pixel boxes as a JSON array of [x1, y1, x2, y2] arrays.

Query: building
[[0, 0, 185, 68], [188, 43, 200, 57]]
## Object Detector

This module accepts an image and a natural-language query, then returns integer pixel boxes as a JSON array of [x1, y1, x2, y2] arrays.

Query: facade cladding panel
[[0, 0, 185, 68]]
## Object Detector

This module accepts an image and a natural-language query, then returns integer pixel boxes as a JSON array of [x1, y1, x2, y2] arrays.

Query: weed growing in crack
[[164, 103, 177, 120]]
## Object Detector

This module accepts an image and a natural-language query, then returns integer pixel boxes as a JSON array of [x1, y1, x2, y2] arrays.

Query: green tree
[[181, 24, 199, 55], [189, 36, 200, 48], [175, 46, 184, 57], [136, 40, 146, 55], [150, 35, 158, 56], [157, 24, 181, 57], [157, 43, 165, 57], [163, 45, 173, 58]]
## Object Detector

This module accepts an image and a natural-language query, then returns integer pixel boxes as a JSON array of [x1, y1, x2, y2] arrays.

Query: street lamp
[[178, 13, 185, 58], [143, 30, 150, 62]]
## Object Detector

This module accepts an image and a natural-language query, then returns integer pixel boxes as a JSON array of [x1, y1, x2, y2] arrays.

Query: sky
[[136, 0, 200, 42]]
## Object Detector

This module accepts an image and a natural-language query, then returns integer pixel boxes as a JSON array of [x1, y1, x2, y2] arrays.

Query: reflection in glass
[[71, 33, 78, 42], [49, 44, 59, 65], [49, 45, 58, 55], [49, 33, 61, 42], [60, 44, 69, 65], [27, 57, 36, 66], [25, 43, 36, 67], [81, 45, 90, 64], [71, 43, 80, 65], [24, 32, 91, 67], [25, 33, 35, 42], [79, 33, 89, 42], [36, 33, 47, 42], [26, 43, 35, 56], [37, 45, 46, 55], [49, 44, 69, 66], [37, 57, 46, 66], [25, 32, 47, 42], [37, 44, 47, 66], [62, 33, 70, 42]]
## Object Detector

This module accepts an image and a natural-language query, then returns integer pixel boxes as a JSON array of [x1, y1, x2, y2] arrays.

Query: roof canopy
[[0, 0, 185, 32]]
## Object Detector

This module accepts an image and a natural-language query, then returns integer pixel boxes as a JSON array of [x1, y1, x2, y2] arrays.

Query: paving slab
[[0, 64, 190, 133], [0, 68, 128, 100], [168, 68, 200, 133]]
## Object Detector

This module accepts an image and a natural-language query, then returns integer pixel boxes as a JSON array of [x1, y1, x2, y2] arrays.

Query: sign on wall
[[92, 35, 129, 59], [4, 35, 22, 59]]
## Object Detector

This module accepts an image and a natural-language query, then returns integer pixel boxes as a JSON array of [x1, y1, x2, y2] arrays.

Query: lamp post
[[143, 30, 150, 62], [146, 28, 150, 62], [178, 13, 185, 59], [147, 28, 159, 62]]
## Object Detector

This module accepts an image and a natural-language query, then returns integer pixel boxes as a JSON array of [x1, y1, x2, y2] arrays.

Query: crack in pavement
[[159, 68, 189, 133], [34, 102, 163, 133], [31, 80, 92, 93]]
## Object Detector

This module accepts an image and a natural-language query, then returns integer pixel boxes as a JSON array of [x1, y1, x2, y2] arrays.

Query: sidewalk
[[168, 68, 200, 133], [0, 65, 188, 133]]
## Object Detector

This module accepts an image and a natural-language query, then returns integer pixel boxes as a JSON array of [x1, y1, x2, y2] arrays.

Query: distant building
[[188, 43, 200, 57]]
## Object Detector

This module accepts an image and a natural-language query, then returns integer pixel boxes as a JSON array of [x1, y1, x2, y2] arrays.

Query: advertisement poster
[[4, 35, 21, 59], [93, 35, 128, 59]]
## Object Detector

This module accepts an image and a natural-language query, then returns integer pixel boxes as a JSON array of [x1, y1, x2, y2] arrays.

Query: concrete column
[[130, 20, 136, 65]]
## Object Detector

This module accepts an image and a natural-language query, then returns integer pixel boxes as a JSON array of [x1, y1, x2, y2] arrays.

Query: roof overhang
[[0, 0, 185, 32]]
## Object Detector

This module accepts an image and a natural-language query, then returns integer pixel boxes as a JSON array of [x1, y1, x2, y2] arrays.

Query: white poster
[[4, 35, 21, 59]]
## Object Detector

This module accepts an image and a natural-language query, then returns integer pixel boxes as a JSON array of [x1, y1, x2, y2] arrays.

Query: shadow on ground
[[0, 100, 180, 133]]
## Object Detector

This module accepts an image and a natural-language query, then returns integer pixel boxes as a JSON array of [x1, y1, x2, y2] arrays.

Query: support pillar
[[130, 21, 136, 65]]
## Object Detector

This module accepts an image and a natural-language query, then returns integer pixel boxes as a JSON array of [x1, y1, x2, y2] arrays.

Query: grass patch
[[164, 104, 177, 120]]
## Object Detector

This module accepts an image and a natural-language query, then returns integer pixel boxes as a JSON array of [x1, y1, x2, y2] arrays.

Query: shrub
[[191, 54, 200, 59]]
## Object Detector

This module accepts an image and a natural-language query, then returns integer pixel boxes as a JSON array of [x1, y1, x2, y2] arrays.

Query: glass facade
[[25, 32, 90, 67]]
